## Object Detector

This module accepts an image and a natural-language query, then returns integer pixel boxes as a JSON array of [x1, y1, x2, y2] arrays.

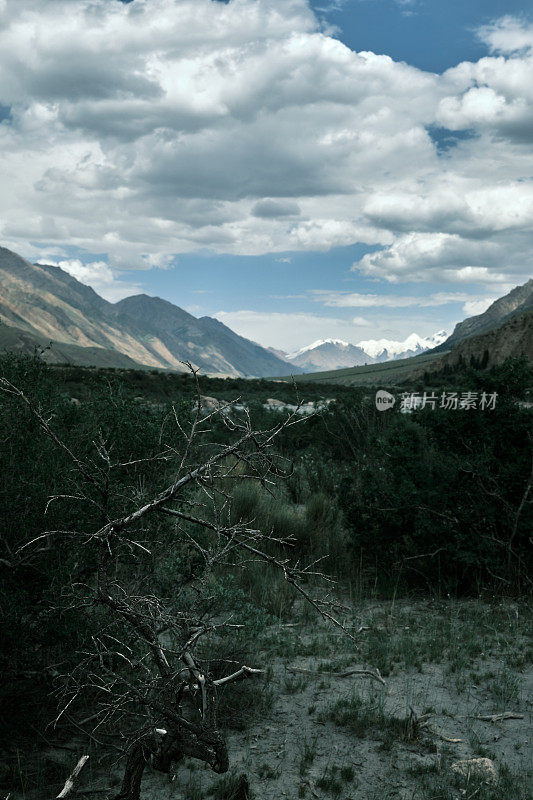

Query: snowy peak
[[424, 330, 448, 348], [356, 330, 448, 361], [289, 338, 350, 358], [286, 330, 449, 373]]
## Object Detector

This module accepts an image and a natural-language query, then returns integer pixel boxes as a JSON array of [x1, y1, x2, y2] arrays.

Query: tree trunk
[[114, 742, 150, 800], [114, 726, 229, 800]]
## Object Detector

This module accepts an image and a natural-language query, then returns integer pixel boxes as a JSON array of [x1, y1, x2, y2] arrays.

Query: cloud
[[0, 1, 530, 289], [363, 182, 533, 238], [478, 16, 533, 54], [462, 297, 496, 316], [436, 18, 533, 143], [312, 289, 496, 307], [214, 308, 378, 350], [35, 258, 141, 301], [252, 199, 301, 218], [312, 291, 486, 308], [351, 232, 527, 285], [213, 306, 456, 349]]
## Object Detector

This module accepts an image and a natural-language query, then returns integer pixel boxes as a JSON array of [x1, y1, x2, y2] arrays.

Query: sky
[[0, 0, 532, 351]]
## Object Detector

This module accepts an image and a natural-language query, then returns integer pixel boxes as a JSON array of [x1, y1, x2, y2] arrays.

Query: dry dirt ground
[[14, 599, 533, 800]]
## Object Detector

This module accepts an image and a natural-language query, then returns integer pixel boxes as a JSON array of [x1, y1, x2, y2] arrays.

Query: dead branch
[[56, 755, 90, 799], [3, 367, 353, 800], [213, 666, 265, 686], [286, 666, 385, 685]]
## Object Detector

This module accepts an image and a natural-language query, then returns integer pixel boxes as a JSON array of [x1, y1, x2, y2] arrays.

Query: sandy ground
[[9, 599, 532, 800], [139, 599, 532, 800]]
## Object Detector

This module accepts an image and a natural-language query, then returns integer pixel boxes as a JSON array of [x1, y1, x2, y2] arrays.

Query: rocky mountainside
[[115, 294, 297, 377], [0, 321, 142, 368], [438, 308, 533, 370], [0, 246, 299, 377], [436, 278, 533, 351]]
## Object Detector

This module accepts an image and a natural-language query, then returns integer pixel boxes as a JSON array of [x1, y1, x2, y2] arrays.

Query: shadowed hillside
[[0, 246, 299, 377]]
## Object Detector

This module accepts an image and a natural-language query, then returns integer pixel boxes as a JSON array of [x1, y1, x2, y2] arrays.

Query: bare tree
[[1, 369, 350, 800]]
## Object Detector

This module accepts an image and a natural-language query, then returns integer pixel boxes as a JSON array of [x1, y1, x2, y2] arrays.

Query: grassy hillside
[[278, 350, 447, 386]]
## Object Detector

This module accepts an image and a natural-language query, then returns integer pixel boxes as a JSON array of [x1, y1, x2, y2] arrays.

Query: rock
[[199, 395, 220, 409], [68, 396, 81, 406], [451, 758, 497, 784], [297, 402, 315, 415], [265, 398, 286, 407]]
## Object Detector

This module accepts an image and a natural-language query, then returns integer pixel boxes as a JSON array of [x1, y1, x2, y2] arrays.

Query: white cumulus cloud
[[0, 1, 530, 291]]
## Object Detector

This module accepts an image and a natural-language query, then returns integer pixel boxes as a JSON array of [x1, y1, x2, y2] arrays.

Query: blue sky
[[1, 0, 532, 350], [311, 0, 530, 73]]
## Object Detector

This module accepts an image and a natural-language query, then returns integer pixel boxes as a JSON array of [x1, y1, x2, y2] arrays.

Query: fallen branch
[[472, 712, 524, 723], [57, 755, 90, 799], [337, 668, 385, 684], [213, 665, 265, 687], [434, 731, 463, 743], [409, 710, 464, 743], [286, 665, 385, 686]]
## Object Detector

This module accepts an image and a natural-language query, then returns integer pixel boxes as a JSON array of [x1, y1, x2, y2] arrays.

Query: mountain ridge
[[0, 246, 300, 377], [434, 279, 533, 352], [357, 330, 448, 362]]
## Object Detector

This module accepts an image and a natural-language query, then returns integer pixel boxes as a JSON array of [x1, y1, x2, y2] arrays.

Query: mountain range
[[1, 244, 531, 377], [0, 246, 300, 377], [286, 331, 449, 372], [286, 278, 533, 374]]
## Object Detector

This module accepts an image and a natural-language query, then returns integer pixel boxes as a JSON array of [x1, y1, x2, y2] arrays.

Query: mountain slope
[[0, 246, 176, 368], [279, 351, 445, 386], [115, 295, 299, 377], [437, 309, 533, 371], [0, 321, 143, 368], [288, 339, 372, 371], [285, 311, 533, 387], [436, 278, 533, 351], [0, 246, 297, 377]]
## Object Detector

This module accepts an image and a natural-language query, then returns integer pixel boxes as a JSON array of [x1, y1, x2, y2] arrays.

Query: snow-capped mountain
[[286, 331, 448, 373], [357, 330, 448, 362], [288, 339, 372, 371], [289, 338, 351, 359]]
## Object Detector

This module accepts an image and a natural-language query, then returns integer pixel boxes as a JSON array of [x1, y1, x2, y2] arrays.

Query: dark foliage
[[0, 353, 531, 774]]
